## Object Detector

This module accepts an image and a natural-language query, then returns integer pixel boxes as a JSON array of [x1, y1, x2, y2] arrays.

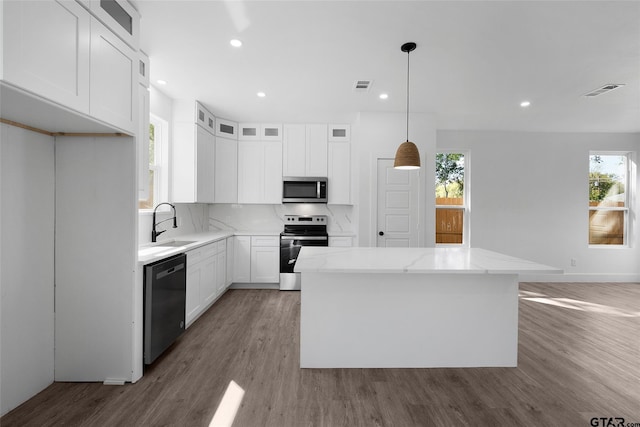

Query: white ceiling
[[137, 1, 640, 133]]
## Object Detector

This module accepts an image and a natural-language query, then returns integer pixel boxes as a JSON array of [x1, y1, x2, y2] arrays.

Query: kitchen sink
[[138, 241, 197, 258], [157, 240, 196, 247], [138, 246, 176, 257]]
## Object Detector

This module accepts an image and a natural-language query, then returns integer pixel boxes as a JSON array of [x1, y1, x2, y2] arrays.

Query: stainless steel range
[[280, 215, 328, 290]]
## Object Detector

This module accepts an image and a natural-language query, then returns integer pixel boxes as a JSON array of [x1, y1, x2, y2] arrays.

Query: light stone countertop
[[138, 231, 234, 264], [294, 247, 563, 275], [138, 230, 283, 264], [232, 230, 282, 236]]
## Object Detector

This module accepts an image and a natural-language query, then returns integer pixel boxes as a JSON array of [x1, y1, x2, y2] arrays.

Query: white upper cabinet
[[3, 0, 91, 113], [138, 50, 150, 88], [173, 101, 215, 134], [283, 124, 327, 177], [214, 136, 238, 204], [239, 123, 260, 141], [89, 16, 136, 134], [306, 124, 328, 177], [173, 100, 216, 203], [261, 124, 282, 141], [328, 124, 351, 142], [216, 118, 238, 139], [328, 142, 351, 204], [195, 125, 216, 202], [282, 124, 306, 177], [77, 0, 140, 50], [237, 141, 282, 204], [264, 142, 283, 203], [2, 0, 138, 134], [239, 123, 282, 141]]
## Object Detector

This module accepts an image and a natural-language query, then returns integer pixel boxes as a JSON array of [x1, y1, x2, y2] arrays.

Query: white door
[[376, 158, 420, 247]]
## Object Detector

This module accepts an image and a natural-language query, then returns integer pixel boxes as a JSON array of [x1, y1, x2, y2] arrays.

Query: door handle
[[379, 231, 384, 236]]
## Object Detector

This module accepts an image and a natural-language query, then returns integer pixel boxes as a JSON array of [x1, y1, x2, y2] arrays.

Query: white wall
[[437, 130, 640, 281], [0, 124, 55, 416], [355, 112, 437, 247], [54, 136, 137, 381]]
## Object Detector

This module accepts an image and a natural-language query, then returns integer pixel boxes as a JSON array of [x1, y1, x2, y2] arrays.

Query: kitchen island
[[295, 247, 561, 368]]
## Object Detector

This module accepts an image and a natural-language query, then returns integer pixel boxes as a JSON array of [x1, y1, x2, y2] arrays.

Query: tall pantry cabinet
[[1, 0, 141, 415]]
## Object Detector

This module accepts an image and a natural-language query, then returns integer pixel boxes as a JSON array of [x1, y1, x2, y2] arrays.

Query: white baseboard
[[229, 283, 280, 290], [519, 273, 640, 283]]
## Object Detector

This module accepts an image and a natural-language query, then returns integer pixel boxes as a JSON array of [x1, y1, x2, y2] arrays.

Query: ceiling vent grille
[[584, 84, 624, 97], [354, 80, 373, 92]]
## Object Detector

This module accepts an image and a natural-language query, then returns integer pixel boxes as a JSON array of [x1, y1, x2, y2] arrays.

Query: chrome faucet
[[152, 202, 177, 242]]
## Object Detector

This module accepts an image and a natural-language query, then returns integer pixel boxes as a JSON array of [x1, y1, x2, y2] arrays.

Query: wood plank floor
[[2, 282, 640, 426]]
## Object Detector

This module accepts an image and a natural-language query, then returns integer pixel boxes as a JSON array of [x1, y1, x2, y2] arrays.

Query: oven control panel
[[284, 215, 327, 224]]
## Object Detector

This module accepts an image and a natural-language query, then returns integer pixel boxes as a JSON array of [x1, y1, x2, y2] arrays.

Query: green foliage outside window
[[435, 153, 464, 199]]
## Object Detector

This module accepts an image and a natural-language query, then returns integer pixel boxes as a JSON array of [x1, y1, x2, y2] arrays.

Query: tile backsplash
[[139, 203, 208, 245], [208, 204, 354, 234]]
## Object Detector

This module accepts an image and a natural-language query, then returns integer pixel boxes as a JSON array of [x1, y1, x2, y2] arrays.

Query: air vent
[[354, 80, 372, 92], [584, 84, 624, 97]]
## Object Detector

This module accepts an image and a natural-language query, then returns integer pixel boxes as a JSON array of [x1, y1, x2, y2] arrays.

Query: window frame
[[588, 151, 632, 248], [139, 113, 169, 212], [435, 150, 470, 247]]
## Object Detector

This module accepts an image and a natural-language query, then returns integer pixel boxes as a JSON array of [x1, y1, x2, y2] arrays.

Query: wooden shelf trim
[[0, 118, 129, 137]]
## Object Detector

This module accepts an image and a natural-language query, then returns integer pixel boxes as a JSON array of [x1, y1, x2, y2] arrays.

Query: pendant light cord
[[406, 48, 410, 142]]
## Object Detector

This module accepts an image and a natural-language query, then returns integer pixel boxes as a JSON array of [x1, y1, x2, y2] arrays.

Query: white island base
[[297, 247, 562, 369]]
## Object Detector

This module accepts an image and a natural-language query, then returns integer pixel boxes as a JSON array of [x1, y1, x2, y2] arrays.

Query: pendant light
[[394, 42, 421, 170]]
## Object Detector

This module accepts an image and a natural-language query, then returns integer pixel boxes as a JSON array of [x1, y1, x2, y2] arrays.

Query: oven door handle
[[280, 236, 328, 241]]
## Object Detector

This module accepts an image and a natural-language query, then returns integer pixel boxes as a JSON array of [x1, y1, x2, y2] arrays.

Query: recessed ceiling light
[[157, 80, 167, 85], [520, 101, 531, 108], [379, 93, 389, 100], [230, 39, 242, 48], [257, 91, 266, 98]]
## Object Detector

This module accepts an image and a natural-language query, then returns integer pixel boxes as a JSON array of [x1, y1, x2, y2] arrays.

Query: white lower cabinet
[[329, 236, 353, 247], [185, 246, 205, 326], [233, 235, 280, 283], [233, 236, 251, 283], [200, 246, 218, 307], [225, 237, 234, 286], [215, 240, 227, 294], [185, 238, 230, 327], [250, 246, 279, 283], [185, 263, 202, 326]]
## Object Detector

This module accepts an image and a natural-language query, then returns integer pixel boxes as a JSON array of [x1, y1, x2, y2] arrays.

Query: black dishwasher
[[144, 253, 187, 365]]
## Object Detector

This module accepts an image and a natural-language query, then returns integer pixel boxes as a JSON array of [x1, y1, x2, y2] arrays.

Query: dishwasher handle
[[156, 262, 185, 280]]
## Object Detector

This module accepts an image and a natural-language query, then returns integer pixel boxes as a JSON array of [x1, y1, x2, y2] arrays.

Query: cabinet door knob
[[378, 231, 384, 236]]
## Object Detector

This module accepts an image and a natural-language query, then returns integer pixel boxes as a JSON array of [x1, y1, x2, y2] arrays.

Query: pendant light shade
[[394, 140, 421, 169], [394, 42, 420, 170]]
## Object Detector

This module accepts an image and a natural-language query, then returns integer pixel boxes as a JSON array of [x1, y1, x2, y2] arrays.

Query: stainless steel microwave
[[282, 177, 328, 203]]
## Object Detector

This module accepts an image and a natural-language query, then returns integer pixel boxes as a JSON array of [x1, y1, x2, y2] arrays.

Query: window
[[139, 115, 167, 210], [589, 152, 631, 246], [435, 152, 468, 245]]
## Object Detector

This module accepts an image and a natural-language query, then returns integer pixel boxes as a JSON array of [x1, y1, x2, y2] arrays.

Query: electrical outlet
[[570, 258, 577, 267]]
